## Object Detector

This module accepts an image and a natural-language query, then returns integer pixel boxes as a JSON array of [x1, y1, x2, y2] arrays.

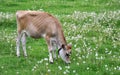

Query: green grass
[[0, 0, 120, 75]]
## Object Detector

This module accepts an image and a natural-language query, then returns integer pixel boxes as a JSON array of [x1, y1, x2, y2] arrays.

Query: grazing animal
[[16, 10, 72, 63]]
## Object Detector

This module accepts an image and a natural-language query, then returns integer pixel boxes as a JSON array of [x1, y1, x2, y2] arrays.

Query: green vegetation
[[0, 0, 120, 75]]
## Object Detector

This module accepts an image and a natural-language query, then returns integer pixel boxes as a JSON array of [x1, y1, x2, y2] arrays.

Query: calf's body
[[16, 11, 71, 63]]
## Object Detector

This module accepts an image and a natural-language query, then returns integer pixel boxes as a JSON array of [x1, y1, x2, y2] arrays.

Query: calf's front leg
[[45, 36, 53, 63]]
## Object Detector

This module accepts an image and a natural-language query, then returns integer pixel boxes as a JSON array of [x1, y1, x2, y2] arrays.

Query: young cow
[[16, 11, 72, 64]]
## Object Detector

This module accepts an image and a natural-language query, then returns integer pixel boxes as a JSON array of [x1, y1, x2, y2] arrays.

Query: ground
[[0, 0, 120, 75]]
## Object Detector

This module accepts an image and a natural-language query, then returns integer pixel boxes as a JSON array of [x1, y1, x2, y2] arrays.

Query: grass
[[0, 0, 120, 75]]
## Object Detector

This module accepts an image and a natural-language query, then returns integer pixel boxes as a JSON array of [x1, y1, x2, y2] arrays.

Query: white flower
[[114, 67, 116, 70], [100, 56, 104, 60], [65, 69, 70, 73], [83, 61, 86, 64], [74, 44, 77, 48], [48, 69, 51, 72], [87, 67, 89, 70], [34, 66, 36, 69], [58, 66, 62, 70], [78, 56, 81, 59], [44, 58, 48, 61], [108, 51, 112, 55], [95, 52, 98, 57], [32, 68, 34, 71], [73, 70, 76, 73], [65, 66, 70, 69], [105, 65, 108, 67], [16, 71, 19, 74], [37, 61, 40, 64], [76, 62, 79, 65], [63, 71, 67, 74], [46, 63, 49, 66], [106, 68, 108, 70], [37, 59, 44, 64], [1, 66, 4, 69]]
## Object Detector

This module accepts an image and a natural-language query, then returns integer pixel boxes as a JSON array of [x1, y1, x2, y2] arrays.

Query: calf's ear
[[67, 44, 72, 49]]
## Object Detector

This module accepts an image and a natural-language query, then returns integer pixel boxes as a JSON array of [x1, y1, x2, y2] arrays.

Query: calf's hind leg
[[21, 33, 27, 57], [16, 32, 21, 57]]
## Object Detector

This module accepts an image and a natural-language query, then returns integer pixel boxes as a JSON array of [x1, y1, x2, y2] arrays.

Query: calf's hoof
[[50, 62, 53, 64], [16, 55, 20, 57]]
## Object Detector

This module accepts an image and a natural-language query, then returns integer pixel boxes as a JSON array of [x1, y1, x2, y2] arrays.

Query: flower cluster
[[0, 10, 120, 74], [60, 10, 120, 74], [0, 12, 14, 22]]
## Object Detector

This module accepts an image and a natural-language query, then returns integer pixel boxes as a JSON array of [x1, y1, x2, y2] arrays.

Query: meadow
[[0, 0, 120, 75]]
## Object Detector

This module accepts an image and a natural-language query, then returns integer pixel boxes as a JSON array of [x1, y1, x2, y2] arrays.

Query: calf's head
[[58, 44, 72, 64]]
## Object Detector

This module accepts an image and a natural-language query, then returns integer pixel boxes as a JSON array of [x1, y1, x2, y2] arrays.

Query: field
[[0, 0, 120, 75]]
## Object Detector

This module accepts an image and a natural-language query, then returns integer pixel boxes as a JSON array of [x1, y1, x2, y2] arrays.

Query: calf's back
[[16, 11, 62, 38]]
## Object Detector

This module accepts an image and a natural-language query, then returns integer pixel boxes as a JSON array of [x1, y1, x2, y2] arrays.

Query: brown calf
[[16, 11, 72, 63]]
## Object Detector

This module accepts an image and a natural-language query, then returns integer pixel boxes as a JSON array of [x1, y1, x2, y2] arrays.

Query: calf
[[16, 11, 72, 63]]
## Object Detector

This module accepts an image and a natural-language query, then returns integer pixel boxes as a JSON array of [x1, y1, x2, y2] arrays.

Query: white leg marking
[[49, 50, 53, 63], [21, 33, 27, 57], [16, 34, 21, 57], [52, 45, 57, 59], [51, 39, 57, 60], [45, 36, 54, 63], [48, 45, 53, 63], [53, 50, 56, 59]]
